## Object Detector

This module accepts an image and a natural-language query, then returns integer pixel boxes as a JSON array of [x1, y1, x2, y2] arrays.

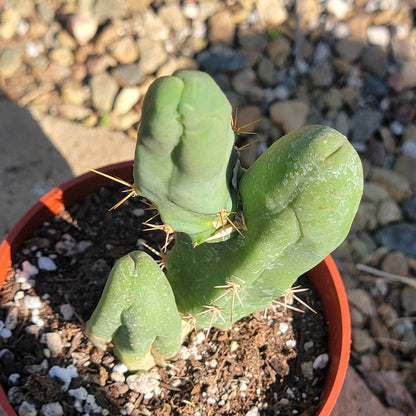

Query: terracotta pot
[[0, 161, 350, 415]]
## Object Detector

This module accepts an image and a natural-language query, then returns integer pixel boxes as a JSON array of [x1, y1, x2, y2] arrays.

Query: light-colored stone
[[377, 199, 402, 226], [137, 39, 168, 74], [108, 35, 139, 64], [256, 0, 288, 27], [90, 72, 119, 112], [369, 167, 412, 202], [114, 87, 141, 115], [0, 47, 22, 78], [269, 100, 309, 133], [67, 14, 98, 46], [208, 10, 236, 45]]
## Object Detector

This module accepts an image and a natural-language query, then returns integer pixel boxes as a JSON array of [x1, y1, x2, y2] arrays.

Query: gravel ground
[[0, 0, 416, 415]]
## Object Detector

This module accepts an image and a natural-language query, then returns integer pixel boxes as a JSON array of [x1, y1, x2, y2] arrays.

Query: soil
[[0, 184, 329, 415]]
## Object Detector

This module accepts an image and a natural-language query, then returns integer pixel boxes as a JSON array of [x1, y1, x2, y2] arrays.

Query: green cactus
[[86, 70, 363, 370]]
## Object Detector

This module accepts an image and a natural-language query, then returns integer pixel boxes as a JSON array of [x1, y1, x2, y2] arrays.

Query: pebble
[[313, 353, 329, 370], [113, 87, 141, 115], [269, 100, 309, 133], [66, 14, 98, 46], [48, 365, 78, 392], [126, 369, 160, 395], [108, 36, 139, 64], [112, 64, 145, 86], [40, 402, 64, 416], [0, 47, 22, 78], [369, 168, 412, 202], [198, 45, 246, 71], [37, 256, 57, 271], [59, 304, 74, 320], [375, 223, 416, 257], [18, 401, 37, 416], [90, 72, 119, 112], [137, 38, 168, 74], [45, 332, 63, 357], [351, 109, 382, 142], [367, 26, 391, 47]]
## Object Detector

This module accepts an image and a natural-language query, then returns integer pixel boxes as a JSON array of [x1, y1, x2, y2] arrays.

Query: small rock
[[363, 182, 389, 203], [45, 332, 63, 357], [18, 401, 37, 416], [270, 100, 309, 133], [41, 402, 64, 416], [49, 47, 74, 67], [377, 199, 402, 226], [327, 0, 351, 19], [67, 14, 98, 46], [256, 0, 288, 27], [397, 61, 416, 90], [112, 64, 145, 86], [49, 365, 78, 391], [401, 287, 416, 315], [300, 361, 314, 380], [313, 353, 329, 370], [60, 304, 74, 320], [113, 87, 141, 115], [310, 61, 334, 87], [159, 3, 188, 32], [369, 167, 412, 202], [351, 109, 382, 142], [137, 38, 168, 75], [126, 369, 160, 395], [208, 10, 235, 45], [347, 288, 376, 318], [267, 36, 291, 67], [198, 45, 246, 72], [23, 295, 42, 310], [375, 223, 416, 257], [352, 328, 377, 352], [0, 47, 22, 78], [246, 406, 261, 416], [108, 35, 139, 64], [55, 234, 77, 256], [37, 256, 57, 271], [381, 251, 409, 276], [367, 26, 390, 47], [334, 38, 364, 62], [401, 196, 416, 222], [361, 45, 388, 77], [257, 58, 275, 86], [5, 307, 18, 330], [90, 72, 119, 112]]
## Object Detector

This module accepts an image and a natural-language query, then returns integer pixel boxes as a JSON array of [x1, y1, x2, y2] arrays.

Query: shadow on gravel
[[0, 95, 73, 240]]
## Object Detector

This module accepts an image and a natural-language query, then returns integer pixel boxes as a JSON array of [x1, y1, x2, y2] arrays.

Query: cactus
[[86, 70, 363, 370]]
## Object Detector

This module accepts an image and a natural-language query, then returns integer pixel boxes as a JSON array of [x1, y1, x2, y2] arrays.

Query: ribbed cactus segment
[[166, 125, 363, 328], [133, 70, 236, 245], [86, 251, 182, 371]]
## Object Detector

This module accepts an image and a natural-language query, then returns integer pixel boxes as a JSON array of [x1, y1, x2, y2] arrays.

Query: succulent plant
[[86, 70, 363, 371]]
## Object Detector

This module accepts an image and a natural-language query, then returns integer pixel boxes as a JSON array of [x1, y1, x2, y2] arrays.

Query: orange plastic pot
[[0, 162, 350, 415]]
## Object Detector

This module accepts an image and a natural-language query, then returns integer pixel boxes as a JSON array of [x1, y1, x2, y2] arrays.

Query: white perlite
[[48, 365, 78, 391], [18, 400, 37, 416], [37, 256, 57, 271], [40, 402, 64, 416], [126, 369, 160, 395]]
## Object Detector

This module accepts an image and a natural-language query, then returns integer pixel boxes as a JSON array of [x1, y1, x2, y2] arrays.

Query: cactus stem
[[232, 108, 261, 135], [143, 223, 175, 252], [213, 279, 248, 323], [89, 168, 137, 210], [140, 241, 167, 270], [273, 286, 317, 314], [197, 304, 226, 337]]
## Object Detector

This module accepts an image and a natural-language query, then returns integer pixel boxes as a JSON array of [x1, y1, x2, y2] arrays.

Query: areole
[[0, 162, 351, 415]]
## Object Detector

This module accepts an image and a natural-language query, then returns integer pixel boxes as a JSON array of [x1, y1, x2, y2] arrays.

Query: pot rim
[[0, 161, 350, 416]]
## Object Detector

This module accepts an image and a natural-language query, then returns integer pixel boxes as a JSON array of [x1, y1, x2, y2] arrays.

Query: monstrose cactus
[[86, 70, 363, 371]]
